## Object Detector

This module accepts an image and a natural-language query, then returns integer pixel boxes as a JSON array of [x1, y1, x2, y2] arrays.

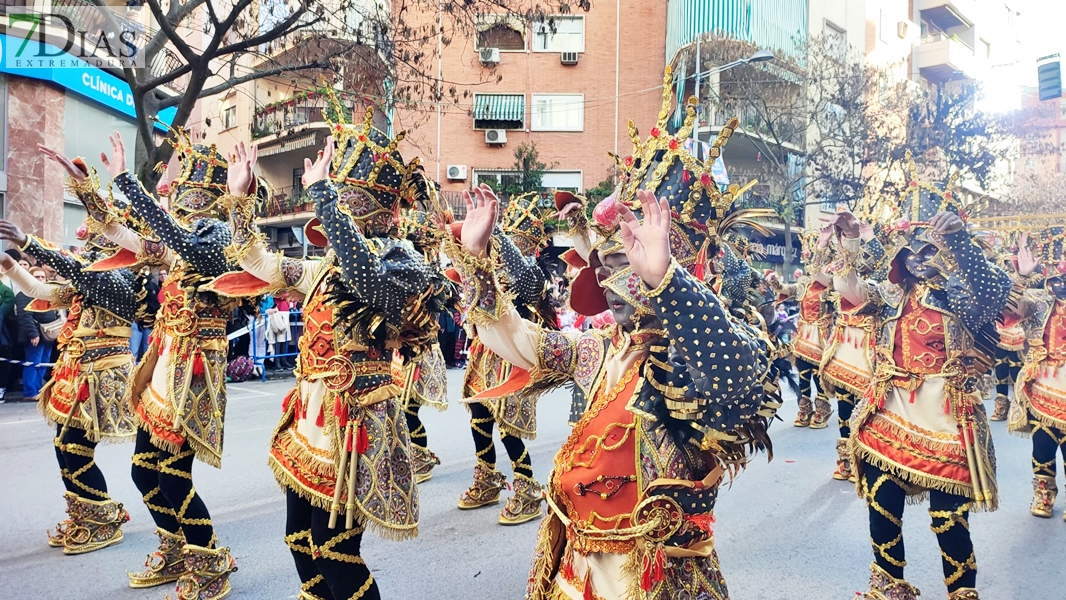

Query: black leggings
[[404, 402, 427, 449], [130, 428, 215, 547], [1032, 422, 1066, 478], [838, 389, 855, 438], [54, 424, 108, 501], [861, 461, 976, 592], [285, 489, 380, 600], [995, 352, 1022, 399], [469, 402, 532, 478], [796, 357, 817, 408]]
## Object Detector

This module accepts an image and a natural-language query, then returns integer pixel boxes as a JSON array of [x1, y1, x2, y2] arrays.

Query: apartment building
[[393, 2, 668, 205]]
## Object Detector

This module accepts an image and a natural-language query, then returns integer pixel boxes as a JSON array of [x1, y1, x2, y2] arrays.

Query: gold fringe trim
[[852, 445, 982, 505]]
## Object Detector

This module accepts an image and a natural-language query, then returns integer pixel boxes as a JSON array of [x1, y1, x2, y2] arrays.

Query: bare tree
[[59, 0, 589, 189]]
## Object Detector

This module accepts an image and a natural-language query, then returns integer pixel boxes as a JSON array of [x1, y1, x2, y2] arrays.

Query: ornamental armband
[[66, 171, 120, 231], [220, 193, 264, 265], [443, 237, 514, 326]]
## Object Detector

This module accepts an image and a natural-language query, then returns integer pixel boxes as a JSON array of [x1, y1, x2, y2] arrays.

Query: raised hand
[[39, 145, 89, 182], [0, 252, 14, 271], [99, 131, 127, 178], [1017, 232, 1039, 277], [460, 184, 498, 258], [831, 211, 861, 239], [817, 224, 833, 249], [859, 220, 875, 242], [301, 137, 334, 187], [227, 141, 258, 196], [930, 211, 965, 235], [0, 220, 28, 247], [619, 189, 672, 288]]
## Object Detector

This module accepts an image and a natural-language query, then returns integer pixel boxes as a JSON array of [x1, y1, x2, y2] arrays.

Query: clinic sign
[[3, 6, 148, 69], [0, 32, 174, 130]]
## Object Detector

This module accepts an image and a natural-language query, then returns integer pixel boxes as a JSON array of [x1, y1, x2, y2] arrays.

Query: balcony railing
[[711, 108, 805, 147], [920, 31, 973, 53], [253, 93, 357, 140], [259, 185, 314, 219]]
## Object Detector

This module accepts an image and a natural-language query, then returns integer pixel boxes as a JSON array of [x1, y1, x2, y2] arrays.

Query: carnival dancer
[[397, 172, 455, 483], [82, 131, 240, 598], [1007, 230, 1066, 519], [818, 219, 886, 481], [454, 190, 557, 526], [834, 164, 1009, 600], [206, 120, 433, 599], [444, 79, 780, 599], [769, 230, 834, 429], [990, 248, 1027, 421], [0, 177, 138, 555]]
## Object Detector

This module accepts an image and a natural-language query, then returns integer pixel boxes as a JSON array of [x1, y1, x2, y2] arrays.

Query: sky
[[981, 0, 1064, 112]]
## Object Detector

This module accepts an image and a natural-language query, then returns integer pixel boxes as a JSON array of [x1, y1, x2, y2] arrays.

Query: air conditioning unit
[[479, 47, 500, 66], [446, 165, 468, 181], [561, 51, 579, 65], [485, 129, 507, 145]]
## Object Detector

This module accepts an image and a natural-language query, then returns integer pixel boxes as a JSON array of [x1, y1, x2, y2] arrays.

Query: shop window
[[533, 16, 584, 53]]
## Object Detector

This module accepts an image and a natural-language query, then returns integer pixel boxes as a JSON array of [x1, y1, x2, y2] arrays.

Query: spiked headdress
[[569, 67, 774, 317], [158, 126, 228, 223], [324, 90, 417, 236], [969, 216, 1066, 283], [501, 192, 553, 257]]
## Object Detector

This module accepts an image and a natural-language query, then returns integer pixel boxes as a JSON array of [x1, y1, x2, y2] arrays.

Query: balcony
[[916, 32, 977, 82], [917, 0, 974, 31], [257, 185, 315, 227], [253, 88, 361, 144]]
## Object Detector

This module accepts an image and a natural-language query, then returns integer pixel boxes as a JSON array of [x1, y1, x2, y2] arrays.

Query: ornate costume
[[3, 197, 139, 554], [839, 161, 1010, 600], [207, 105, 432, 600], [1006, 227, 1066, 520], [446, 76, 780, 600], [455, 191, 557, 526], [87, 133, 239, 599]]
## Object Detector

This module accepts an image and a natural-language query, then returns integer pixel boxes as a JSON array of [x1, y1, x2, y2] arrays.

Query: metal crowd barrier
[[247, 309, 304, 382]]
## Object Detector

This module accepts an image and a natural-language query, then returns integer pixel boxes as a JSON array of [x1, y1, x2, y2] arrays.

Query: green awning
[[473, 94, 525, 122]]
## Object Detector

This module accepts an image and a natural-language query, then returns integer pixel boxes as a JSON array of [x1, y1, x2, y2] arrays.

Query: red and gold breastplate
[[1043, 301, 1066, 366], [157, 268, 228, 339], [553, 361, 643, 554], [892, 293, 947, 385], [799, 281, 827, 323]]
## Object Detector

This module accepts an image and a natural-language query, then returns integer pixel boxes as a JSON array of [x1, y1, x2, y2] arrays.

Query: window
[[531, 94, 583, 131], [222, 104, 237, 130], [821, 196, 839, 214], [476, 15, 525, 51], [533, 16, 584, 52], [472, 93, 525, 130], [824, 21, 846, 61]]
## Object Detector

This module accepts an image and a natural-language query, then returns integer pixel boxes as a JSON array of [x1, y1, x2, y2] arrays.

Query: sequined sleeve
[[495, 230, 548, 305], [19, 235, 136, 321], [311, 180, 429, 314], [115, 171, 233, 277], [646, 259, 768, 404], [943, 229, 1011, 332], [859, 237, 887, 276]]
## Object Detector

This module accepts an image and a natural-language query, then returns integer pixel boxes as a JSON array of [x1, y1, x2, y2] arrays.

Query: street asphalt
[[0, 372, 1061, 599]]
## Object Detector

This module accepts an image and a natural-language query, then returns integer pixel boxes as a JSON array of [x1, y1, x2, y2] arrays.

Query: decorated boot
[[948, 589, 979, 600], [858, 563, 920, 600], [499, 473, 544, 526], [128, 528, 186, 589], [62, 496, 129, 555], [46, 492, 78, 548], [809, 398, 833, 429], [794, 396, 813, 427], [1030, 475, 1057, 518], [989, 394, 1009, 422], [172, 544, 237, 600], [410, 444, 441, 484], [457, 460, 507, 510], [832, 438, 853, 482]]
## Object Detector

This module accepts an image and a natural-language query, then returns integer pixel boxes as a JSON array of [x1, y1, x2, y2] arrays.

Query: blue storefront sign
[[0, 33, 174, 129]]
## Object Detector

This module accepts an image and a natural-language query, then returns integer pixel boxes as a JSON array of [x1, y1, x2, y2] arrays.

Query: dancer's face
[[1049, 276, 1066, 300], [598, 254, 639, 330], [904, 244, 940, 281]]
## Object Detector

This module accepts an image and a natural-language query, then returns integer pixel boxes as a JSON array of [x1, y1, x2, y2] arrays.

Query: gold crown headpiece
[[323, 88, 414, 197], [502, 191, 553, 257]]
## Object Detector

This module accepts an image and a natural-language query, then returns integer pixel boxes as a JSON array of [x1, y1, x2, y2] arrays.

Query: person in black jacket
[[13, 266, 57, 401]]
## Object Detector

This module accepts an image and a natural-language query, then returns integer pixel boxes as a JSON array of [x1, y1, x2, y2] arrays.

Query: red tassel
[[944, 397, 952, 415], [281, 393, 291, 413], [652, 546, 666, 584], [345, 426, 354, 452], [686, 513, 716, 535], [77, 381, 90, 402], [192, 352, 205, 377], [355, 422, 369, 455], [335, 399, 349, 428], [583, 571, 594, 600], [315, 403, 325, 427], [561, 552, 575, 582], [682, 169, 691, 183], [640, 553, 653, 591], [693, 238, 711, 282], [157, 338, 165, 356], [908, 389, 916, 404]]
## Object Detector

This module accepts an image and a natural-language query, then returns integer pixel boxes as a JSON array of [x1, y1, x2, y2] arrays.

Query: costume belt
[[161, 310, 227, 339], [62, 336, 133, 360], [302, 356, 392, 393]]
